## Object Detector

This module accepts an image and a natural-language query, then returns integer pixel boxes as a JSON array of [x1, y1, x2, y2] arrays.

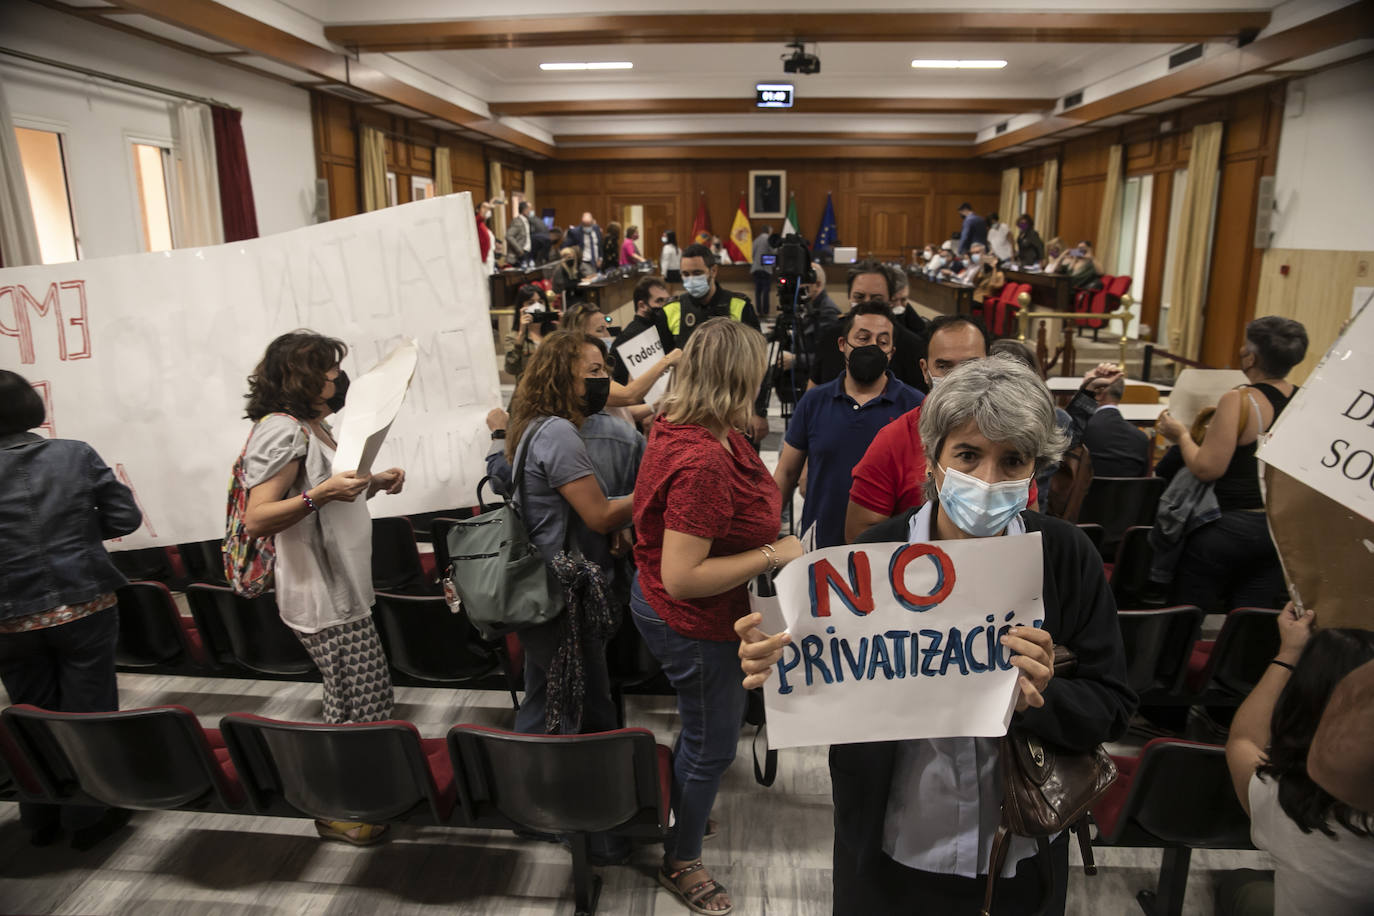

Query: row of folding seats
[[0, 705, 670, 915]]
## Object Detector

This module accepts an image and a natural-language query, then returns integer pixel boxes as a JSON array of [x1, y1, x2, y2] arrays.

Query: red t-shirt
[[848, 404, 1039, 521], [849, 406, 928, 517], [633, 417, 782, 642]]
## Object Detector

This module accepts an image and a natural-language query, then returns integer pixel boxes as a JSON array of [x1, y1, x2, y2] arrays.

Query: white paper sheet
[[332, 340, 419, 476], [1166, 368, 1250, 427]]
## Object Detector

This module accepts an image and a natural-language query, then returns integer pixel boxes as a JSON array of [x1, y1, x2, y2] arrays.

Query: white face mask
[[971, 253, 983, 265]]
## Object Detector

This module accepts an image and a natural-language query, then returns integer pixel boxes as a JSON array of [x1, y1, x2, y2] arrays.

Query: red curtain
[[211, 107, 259, 242]]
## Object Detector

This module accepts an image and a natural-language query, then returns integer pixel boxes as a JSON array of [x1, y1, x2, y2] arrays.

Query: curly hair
[[244, 330, 347, 421], [1257, 627, 1374, 837], [505, 330, 602, 461]]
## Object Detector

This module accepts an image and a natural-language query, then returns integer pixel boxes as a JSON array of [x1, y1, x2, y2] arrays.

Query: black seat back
[[184, 584, 316, 676], [1118, 606, 1203, 697], [429, 517, 463, 578], [1, 705, 236, 811], [1117, 740, 1252, 848], [371, 516, 428, 592], [221, 714, 442, 823], [177, 539, 227, 584], [109, 547, 175, 583], [113, 581, 189, 668], [450, 726, 663, 835], [1111, 525, 1158, 609], [1076, 523, 1104, 554], [1205, 607, 1282, 698], [372, 591, 498, 683], [1078, 476, 1166, 559]]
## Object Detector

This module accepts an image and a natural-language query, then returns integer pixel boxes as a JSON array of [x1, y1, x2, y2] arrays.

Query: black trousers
[[1170, 510, 1287, 614], [0, 607, 120, 831], [754, 270, 772, 315], [836, 833, 1070, 916]]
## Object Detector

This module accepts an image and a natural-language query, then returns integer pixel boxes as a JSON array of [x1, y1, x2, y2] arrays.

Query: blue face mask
[[683, 274, 711, 299], [936, 464, 1032, 537]]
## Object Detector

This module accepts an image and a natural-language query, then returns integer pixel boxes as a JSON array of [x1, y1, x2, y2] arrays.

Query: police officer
[[663, 243, 760, 346]]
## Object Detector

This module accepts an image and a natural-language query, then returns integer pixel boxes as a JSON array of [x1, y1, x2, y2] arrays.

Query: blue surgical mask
[[936, 464, 1032, 537], [683, 274, 710, 299], [971, 253, 983, 265]]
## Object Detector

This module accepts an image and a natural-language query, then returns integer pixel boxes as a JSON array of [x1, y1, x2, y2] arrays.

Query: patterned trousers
[[296, 615, 394, 724]]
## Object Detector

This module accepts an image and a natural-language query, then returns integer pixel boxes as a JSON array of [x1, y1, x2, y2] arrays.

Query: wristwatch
[[491, 429, 506, 440]]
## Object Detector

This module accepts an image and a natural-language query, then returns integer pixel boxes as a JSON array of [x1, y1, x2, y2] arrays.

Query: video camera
[[769, 233, 816, 322]]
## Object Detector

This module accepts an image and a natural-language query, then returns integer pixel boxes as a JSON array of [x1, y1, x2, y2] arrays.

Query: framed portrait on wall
[[749, 170, 786, 219]]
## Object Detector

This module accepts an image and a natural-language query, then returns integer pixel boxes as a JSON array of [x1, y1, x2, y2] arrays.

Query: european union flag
[[813, 192, 838, 255]]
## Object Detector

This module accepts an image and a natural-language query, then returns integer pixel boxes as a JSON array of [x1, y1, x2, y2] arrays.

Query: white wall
[[1270, 56, 1374, 252], [0, 1, 317, 260]]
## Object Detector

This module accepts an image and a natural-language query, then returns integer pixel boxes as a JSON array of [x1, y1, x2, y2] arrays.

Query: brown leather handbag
[[979, 648, 1119, 916]]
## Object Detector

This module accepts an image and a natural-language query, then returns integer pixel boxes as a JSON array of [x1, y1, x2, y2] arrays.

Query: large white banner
[[1258, 303, 1374, 525], [752, 534, 1043, 749], [0, 194, 500, 549]]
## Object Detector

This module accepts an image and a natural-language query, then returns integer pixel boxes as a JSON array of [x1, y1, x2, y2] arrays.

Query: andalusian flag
[[783, 194, 799, 237], [726, 193, 752, 263], [691, 193, 712, 246]]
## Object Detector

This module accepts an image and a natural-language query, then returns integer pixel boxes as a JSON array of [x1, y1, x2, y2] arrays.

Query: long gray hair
[[918, 356, 1068, 502]]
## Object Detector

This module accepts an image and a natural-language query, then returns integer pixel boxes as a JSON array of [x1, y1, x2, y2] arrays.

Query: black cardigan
[[828, 509, 1137, 909]]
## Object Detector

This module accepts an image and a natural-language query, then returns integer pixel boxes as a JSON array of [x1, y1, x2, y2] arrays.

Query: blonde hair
[[660, 318, 767, 433], [559, 246, 578, 260]]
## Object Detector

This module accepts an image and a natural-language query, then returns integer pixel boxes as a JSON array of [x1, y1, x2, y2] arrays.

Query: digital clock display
[[755, 83, 795, 108]]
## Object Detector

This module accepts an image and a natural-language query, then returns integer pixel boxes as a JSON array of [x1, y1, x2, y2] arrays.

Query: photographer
[[504, 284, 556, 379]]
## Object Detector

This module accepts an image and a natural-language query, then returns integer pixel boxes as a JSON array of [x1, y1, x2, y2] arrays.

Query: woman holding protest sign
[[240, 331, 406, 846], [737, 355, 1135, 915], [631, 317, 804, 916]]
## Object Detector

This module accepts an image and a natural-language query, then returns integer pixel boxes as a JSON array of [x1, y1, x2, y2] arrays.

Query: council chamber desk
[[1003, 267, 1074, 312], [906, 272, 974, 316]]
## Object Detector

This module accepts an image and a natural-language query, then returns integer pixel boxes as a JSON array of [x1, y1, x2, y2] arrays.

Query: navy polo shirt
[[784, 372, 924, 548]]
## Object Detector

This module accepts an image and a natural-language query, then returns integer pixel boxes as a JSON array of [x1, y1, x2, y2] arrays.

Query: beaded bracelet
[[301, 492, 317, 512]]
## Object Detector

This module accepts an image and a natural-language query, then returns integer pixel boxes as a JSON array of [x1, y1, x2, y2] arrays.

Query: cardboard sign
[[1258, 303, 1374, 526], [0, 194, 500, 548], [751, 534, 1043, 749], [333, 339, 418, 476], [615, 324, 671, 407]]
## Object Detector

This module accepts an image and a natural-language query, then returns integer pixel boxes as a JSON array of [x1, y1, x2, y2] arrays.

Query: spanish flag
[[726, 193, 752, 263]]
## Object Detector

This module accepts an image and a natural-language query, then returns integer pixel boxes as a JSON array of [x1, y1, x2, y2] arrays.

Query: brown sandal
[[315, 819, 389, 846], [658, 859, 733, 915]]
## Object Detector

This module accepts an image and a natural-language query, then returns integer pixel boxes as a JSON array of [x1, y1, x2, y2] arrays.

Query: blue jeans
[[630, 576, 747, 862]]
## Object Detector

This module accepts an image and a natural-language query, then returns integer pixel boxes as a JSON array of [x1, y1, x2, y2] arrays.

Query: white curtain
[[434, 147, 453, 195], [524, 168, 535, 210], [360, 126, 388, 212], [1041, 159, 1060, 239], [999, 168, 1020, 226], [0, 82, 41, 266], [169, 103, 223, 248], [1095, 144, 1124, 271], [1168, 122, 1224, 362], [488, 160, 507, 239]]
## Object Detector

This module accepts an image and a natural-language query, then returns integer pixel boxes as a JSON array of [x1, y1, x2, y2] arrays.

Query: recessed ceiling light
[[539, 61, 634, 71], [911, 59, 1008, 69]]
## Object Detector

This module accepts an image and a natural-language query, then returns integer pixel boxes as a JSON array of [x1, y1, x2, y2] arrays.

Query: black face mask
[[581, 377, 610, 416], [325, 370, 350, 413], [846, 345, 889, 385]]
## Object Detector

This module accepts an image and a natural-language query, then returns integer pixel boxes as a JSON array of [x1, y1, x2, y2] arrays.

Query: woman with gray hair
[[737, 356, 1136, 915]]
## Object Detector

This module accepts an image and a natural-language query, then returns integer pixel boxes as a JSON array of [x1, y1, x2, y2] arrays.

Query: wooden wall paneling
[[856, 195, 926, 260], [326, 162, 358, 219], [1056, 180, 1105, 249], [608, 193, 678, 261], [1253, 248, 1373, 384], [1200, 156, 1261, 368]]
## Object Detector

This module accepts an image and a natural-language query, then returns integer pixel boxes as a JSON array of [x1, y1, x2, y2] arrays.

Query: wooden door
[[857, 195, 925, 261], [609, 194, 677, 262]]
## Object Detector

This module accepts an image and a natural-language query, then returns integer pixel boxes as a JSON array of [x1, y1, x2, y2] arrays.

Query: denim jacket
[[0, 433, 143, 620]]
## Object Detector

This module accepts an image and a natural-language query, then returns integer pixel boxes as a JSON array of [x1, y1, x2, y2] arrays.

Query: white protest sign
[[1167, 368, 1250, 427], [1258, 303, 1374, 525], [615, 324, 671, 406], [333, 339, 418, 476], [754, 534, 1043, 749], [0, 193, 500, 549]]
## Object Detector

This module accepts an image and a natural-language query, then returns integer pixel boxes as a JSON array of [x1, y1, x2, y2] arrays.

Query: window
[[131, 142, 174, 252], [14, 126, 79, 264], [411, 175, 435, 201], [1115, 174, 1153, 338], [386, 171, 399, 207]]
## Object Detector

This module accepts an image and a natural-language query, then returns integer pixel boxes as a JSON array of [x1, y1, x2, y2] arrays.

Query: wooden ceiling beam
[[492, 97, 1053, 118], [555, 130, 979, 144], [554, 144, 979, 161], [973, 2, 1374, 156], [100, 0, 552, 157], [324, 12, 1272, 52]]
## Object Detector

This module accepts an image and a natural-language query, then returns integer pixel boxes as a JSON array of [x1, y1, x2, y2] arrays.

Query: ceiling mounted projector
[[782, 41, 821, 75]]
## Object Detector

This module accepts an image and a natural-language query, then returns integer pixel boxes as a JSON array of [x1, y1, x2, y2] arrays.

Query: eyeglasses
[[850, 294, 889, 306]]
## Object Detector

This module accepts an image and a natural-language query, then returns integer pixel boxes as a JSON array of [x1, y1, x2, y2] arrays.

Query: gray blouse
[[242, 415, 374, 634]]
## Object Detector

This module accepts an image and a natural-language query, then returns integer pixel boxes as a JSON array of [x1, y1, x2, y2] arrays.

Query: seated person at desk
[[940, 242, 1004, 304], [1081, 377, 1151, 477], [1042, 238, 1067, 273], [551, 246, 585, 298], [1054, 240, 1103, 291]]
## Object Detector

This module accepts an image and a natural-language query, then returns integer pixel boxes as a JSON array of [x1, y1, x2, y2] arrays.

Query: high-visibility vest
[[664, 295, 748, 340]]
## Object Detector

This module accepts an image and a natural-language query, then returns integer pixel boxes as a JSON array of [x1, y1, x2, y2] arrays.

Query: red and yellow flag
[[691, 193, 712, 246], [726, 193, 752, 263]]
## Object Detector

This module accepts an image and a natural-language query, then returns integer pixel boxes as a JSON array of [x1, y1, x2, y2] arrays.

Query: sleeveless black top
[[1213, 382, 1295, 511]]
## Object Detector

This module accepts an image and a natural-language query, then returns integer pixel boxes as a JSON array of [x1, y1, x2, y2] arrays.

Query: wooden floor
[[0, 671, 1270, 916]]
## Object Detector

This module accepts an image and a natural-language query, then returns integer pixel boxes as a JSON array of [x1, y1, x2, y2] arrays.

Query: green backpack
[[442, 419, 563, 640]]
